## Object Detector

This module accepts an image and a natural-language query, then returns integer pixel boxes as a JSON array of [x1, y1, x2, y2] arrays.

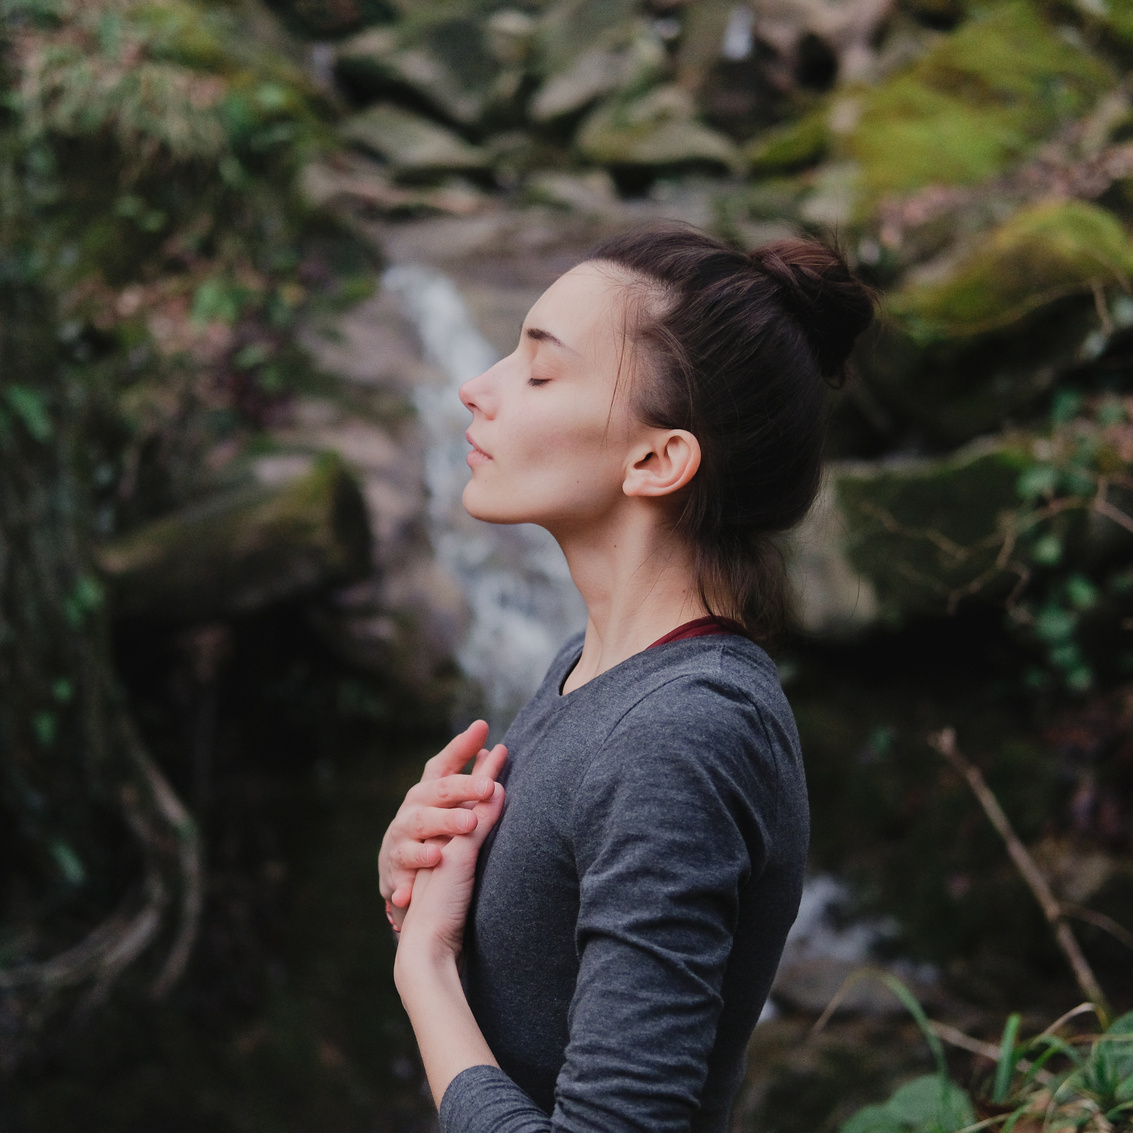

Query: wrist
[[393, 929, 461, 996]]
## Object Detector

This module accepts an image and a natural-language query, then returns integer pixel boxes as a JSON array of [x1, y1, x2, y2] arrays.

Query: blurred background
[[1, 0, 1131, 1129]]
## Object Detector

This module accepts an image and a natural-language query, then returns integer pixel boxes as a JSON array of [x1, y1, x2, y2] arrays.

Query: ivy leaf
[[3, 384, 52, 441]]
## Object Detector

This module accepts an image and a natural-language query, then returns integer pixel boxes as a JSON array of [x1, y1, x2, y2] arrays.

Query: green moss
[[744, 110, 830, 175], [834, 439, 1029, 620], [849, 1, 1112, 200], [888, 199, 1133, 341]]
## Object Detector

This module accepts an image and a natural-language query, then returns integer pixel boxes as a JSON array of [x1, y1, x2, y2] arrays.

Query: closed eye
[[527, 376, 551, 387]]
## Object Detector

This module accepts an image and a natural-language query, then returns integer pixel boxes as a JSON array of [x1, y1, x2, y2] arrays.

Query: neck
[[552, 505, 706, 694]]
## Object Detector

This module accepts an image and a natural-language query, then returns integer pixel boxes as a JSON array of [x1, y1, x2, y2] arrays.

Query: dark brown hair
[[586, 223, 875, 644]]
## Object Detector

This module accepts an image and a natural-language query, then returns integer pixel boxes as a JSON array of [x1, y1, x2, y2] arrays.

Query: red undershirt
[[647, 616, 747, 649]]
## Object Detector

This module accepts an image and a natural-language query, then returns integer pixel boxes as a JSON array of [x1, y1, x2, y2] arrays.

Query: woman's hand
[[378, 720, 507, 928], [396, 778, 505, 970], [392, 781, 507, 1109]]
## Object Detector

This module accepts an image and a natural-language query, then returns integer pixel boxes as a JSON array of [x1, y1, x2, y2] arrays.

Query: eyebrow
[[525, 326, 578, 355]]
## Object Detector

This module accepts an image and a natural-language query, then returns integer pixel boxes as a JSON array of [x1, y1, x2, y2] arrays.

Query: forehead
[[525, 262, 633, 344]]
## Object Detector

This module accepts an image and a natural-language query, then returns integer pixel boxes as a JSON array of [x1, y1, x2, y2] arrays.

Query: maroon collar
[[647, 616, 746, 649]]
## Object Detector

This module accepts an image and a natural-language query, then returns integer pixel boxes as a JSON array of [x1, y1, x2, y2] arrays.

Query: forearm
[[394, 947, 499, 1110]]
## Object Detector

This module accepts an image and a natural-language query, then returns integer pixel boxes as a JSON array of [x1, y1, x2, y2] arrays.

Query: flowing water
[[382, 263, 586, 730]]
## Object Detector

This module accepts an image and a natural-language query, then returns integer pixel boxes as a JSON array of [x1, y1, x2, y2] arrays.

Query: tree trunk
[[0, 126, 200, 1076]]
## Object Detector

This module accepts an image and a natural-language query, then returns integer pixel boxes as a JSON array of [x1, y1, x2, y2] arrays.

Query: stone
[[744, 109, 830, 174], [97, 454, 372, 623], [522, 169, 620, 213], [299, 152, 487, 214], [485, 9, 539, 66], [529, 31, 666, 123], [788, 482, 881, 637], [339, 104, 491, 182], [888, 199, 1133, 343], [576, 84, 740, 173], [845, 1, 1113, 203], [829, 437, 1029, 624], [535, 0, 640, 76], [269, 0, 393, 37], [334, 15, 498, 127]]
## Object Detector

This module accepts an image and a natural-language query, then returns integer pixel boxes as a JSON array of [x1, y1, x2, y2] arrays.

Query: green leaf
[[1031, 534, 1062, 564], [1065, 575, 1098, 610], [50, 840, 86, 886], [840, 1075, 975, 1133], [1052, 389, 1084, 424], [1017, 464, 1057, 500], [4, 384, 52, 441], [1034, 607, 1077, 643], [33, 711, 56, 747], [192, 278, 247, 325], [993, 1014, 1022, 1104]]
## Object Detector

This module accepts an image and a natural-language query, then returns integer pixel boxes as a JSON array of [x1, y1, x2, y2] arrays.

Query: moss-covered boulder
[[534, 0, 640, 78], [528, 24, 666, 123], [856, 200, 1133, 444], [845, 2, 1113, 205], [97, 455, 371, 623], [576, 84, 740, 174], [334, 13, 502, 128], [888, 199, 1133, 341], [744, 109, 831, 176], [829, 437, 1031, 623], [339, 104, 491, 181]]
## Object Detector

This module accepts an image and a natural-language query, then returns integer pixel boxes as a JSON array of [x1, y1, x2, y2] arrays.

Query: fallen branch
[[927, 728, 1112, 1026]]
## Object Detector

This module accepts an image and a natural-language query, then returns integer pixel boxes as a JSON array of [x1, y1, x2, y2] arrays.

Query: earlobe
[[623, 430, 701, 499]]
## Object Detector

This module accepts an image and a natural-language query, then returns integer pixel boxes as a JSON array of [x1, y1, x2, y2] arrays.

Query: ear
[[622, 429, 701, 499]]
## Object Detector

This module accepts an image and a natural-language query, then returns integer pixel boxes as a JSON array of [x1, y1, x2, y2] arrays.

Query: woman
[[378, 224, 875, 1131]]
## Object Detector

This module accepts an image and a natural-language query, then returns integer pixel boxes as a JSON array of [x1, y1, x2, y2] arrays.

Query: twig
[[928, 1021, 1053, 1085], [1061, 904, 1133, 954], [928, 729, 1112, 1026]]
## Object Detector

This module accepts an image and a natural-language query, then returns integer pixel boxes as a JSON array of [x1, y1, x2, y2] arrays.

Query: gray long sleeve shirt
[[439, 632, 809, 1133]]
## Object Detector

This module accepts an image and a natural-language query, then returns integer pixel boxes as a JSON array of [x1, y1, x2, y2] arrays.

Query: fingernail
[[473, 777, 492, 794]]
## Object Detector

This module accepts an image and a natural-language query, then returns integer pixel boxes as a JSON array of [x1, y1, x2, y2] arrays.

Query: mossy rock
[[529, 26, 666, 123], [744, 109, 830, 176], [264, 0, 395, 38], [534, 0, 640, 76], [847, 1, 1113, 203], [888, 199, 1133, 342], [833, 437, 1030, 622], [97, 454, 372, 623], [339, 103, 491, 181], [335, 13, 499, 128], [576, 85, 740, 172]]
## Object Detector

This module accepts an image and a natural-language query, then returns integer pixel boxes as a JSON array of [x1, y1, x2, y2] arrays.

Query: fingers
[[478, 743, 508, 783], [422, 720, 490, 782], [463, 783, 506, 853]]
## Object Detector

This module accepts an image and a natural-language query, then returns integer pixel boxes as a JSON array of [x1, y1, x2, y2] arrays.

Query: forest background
[[1, 0, 1132, 1129]]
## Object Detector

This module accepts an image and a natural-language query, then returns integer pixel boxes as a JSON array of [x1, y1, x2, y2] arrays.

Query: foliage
[[2, 0, 368, 527], [840, 1009, 1133, 1133], [0, 0, 374, 1067]]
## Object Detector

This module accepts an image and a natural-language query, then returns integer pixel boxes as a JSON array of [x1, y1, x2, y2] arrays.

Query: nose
[[459, 363, 497, 416]]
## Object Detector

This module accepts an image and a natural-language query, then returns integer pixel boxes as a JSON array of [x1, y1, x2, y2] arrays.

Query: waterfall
[[383, 264, 586, 732]]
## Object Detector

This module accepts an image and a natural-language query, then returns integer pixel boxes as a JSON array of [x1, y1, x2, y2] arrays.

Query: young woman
[[378, 224, 875, 1132]]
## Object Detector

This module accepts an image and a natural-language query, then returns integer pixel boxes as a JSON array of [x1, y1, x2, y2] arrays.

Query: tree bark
[[0, 129, 200, 1076]]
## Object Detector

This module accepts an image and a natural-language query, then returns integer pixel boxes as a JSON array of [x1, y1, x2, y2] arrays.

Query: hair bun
[[748, 239, 875, 386]]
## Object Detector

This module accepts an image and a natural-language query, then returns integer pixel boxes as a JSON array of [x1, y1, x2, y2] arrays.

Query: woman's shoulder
[[625, 633, 789, 718]]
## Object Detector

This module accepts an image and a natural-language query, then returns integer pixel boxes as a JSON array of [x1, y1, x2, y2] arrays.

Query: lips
[[466, 431, 491, 465]]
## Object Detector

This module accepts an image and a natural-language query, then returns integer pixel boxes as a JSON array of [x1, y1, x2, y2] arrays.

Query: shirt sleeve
[[439, 671, 783, 1133]]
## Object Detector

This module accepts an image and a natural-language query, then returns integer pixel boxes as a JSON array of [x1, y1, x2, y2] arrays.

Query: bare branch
[[927, 728, 1112, 1025]]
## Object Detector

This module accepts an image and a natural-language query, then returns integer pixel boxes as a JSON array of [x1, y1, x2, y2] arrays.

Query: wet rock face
[[279, 0, 1133, 687]]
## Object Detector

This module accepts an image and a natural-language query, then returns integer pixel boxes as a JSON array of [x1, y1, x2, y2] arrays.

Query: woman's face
[[459, 261, 652, 535]]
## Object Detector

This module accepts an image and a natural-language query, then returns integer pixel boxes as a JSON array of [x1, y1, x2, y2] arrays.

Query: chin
[[461, 481, 522, 526]]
